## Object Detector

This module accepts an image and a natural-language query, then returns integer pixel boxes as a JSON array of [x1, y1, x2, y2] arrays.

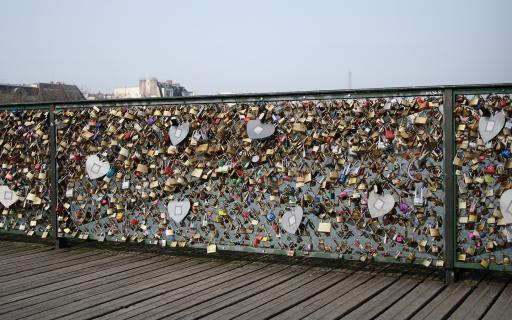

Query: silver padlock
[[413, 187, 425, 207], [122, 179, 130, 190], [192, 130, 203, 141]]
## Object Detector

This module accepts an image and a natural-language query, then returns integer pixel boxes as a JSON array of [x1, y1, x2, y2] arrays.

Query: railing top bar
[[1, 83, 511, 109]]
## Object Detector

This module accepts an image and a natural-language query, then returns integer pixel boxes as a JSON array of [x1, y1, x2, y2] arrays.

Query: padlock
[[484, 164, 496, 174], [338, 164, 351, 184], [384, 128, 395, 141], [413, 187, 425, 207]]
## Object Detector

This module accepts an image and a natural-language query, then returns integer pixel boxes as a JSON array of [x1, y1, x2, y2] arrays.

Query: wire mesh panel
[[55, 95, 444, 265], [454, 91, 512, 270], [0, 108, 52, 238]]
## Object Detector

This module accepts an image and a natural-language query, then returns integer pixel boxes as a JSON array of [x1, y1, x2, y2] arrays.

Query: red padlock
[[130, 218, 138, 226], [499, 99, 509, 108], [123, 131, 134, 141], [385, 128, 395, 141], [485, 165, 496, 174], [164, 166, 173, 176]]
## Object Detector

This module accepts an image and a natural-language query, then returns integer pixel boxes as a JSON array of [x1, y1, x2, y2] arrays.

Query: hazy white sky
[[1, 0, 511, 94]]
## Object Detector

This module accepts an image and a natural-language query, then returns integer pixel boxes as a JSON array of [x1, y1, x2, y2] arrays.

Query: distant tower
[[348, 70, 352, 89]]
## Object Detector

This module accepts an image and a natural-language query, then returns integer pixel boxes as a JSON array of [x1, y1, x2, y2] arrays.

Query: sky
[[0, 0, 511, 95]]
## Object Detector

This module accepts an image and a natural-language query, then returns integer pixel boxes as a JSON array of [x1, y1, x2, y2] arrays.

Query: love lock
[[368, 184, 395, 218], [0, 186, 19, 208], [478, 108, 505, 143], [281, 206, 303, 234], [85, 155, 110, 179], [247, 119, 275, 140], [413, 187, 426, 207], [499, 190, 512, 224], [167, 200, 191, 223], [169, 122, 190, 146]]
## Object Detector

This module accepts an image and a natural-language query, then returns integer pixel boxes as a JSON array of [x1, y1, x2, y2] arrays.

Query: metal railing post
[[443, 89, 456, 283], [49, 104, 66, 248]]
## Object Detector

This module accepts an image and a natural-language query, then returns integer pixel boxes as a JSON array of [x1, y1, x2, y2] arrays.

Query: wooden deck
[[0, 240, 511, 320]]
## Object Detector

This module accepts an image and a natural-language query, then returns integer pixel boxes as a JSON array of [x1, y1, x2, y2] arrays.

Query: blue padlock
[[501, 149, 512, 159], [266, 212, 276, 221], [338, 164, 351, 184], [106, 167, 116, 178]]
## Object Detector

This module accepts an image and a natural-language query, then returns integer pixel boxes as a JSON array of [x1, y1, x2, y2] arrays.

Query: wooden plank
[[0, 242, 48, 251], [53, 260, 252, 320], [0, 246, 51, 259], [342, 270, 433, 320], [236, 269, 353, 320], [0, 242, 47, 250], [198, 266, 328, 320], [23, 259, 232, 320], [0, 252, 134, 296], [375, 274, 446, 320], [0, 251, 104, 280], [272, 264, 390, 320], [0, 248, 72, 268], [0, 257, 194, 319], [481, 282, 512, 320], [95, 261, 281, 320], [410, 283, 473, 319], [0, 250, 105, 277], [172, 264, 310, 320], [450, 275, 508, 320], [0, 255, 185, 309], [302, 270, 403, 320], [0, 258, 169, 314]]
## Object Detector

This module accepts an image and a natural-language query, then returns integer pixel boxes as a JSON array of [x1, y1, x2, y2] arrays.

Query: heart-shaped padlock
[[281, 206, 303, 234], [368, 184, 395, 218], [479, 110, 505, 143], [246, 119, 275, 140], [168, 123, 190, 146], [167, 200, 191, 223], [0, 186, 18, 208], [85, 155, 110, 180]]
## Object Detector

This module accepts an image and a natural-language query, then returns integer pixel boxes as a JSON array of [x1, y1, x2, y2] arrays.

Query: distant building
[[0, 82, 84, 104], [83, 92, 114, 100], [113, 78, 193, 99]]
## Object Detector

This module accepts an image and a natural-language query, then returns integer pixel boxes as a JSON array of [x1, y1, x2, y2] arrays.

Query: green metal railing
[[1, 83, 511, 283]]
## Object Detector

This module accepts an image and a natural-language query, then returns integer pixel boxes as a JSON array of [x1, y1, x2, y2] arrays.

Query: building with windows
[[0, 82, 84, 104], [113, 78, 192, 99]]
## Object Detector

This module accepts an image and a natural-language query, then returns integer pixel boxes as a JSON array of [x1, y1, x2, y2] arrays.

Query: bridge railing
[[1, 84, 511, 279]]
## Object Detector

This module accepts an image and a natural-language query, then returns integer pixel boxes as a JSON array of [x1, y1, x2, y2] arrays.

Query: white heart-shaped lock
[[168, 123, 190, 146], [499, 189, 512, 224], [85, 155, 110, 180], [247, 119, 275, 140], [368, 191, 395, 218], [167, 200, 191, 223], [479, 112, 505, 143], [281, 206, 303, 234], [0, 186, 18, 208]]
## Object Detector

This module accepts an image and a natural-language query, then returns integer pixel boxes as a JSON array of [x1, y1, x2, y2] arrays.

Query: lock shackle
[[479, 107, 491, 118]]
